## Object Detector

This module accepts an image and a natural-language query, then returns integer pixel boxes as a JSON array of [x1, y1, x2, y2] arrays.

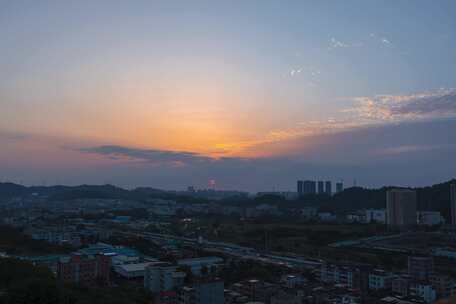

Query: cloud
[[0, 131, 28, 142], [330, 37, 349, 49], [213, 88, 456, 156], [372, 144, 456, 156], [328, 38, 364, 51], [78, 145, 215, 165], [288, 66, 321, 88], [347, 88, 456, 122], [290, 66, 320, 77], [290, 69, 301, 76], [369, 33, 394, 47], [5, 120, 455, 191], [381, 38, 391, 45], [73, 120, 456, 191]]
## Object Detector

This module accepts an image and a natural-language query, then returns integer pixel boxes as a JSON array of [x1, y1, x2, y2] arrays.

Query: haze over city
[[1, 1, 456, 191]]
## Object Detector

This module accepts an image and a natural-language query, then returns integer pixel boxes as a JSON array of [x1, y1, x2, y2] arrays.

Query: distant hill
[[0, 183, 140, 201], [0, 182, 28, 198], [46, 184, 134, 201], [0, 179, 455, 216], [0, 182, 204, 204]]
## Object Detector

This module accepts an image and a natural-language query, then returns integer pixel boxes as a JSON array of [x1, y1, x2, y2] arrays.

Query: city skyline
[[1, 1, 456, 191]]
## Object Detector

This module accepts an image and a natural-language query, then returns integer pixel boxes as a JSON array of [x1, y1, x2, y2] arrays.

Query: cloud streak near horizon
[[2, 118, 455, 191], [78, 145, 214, 165], [210, 88, 456, 155], [348, 88, 456, 122]]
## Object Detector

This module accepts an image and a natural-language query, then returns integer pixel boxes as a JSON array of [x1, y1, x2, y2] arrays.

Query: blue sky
[[0, 1, 455, 191]]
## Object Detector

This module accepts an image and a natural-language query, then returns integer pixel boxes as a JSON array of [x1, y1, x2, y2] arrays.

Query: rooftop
[[115, 262, 154, 273]]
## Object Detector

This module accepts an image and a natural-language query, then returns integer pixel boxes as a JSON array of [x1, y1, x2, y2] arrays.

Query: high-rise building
[[451, 183, 456, 225], [318, 181, 325, 194], [325, 181, 332, 196], [297, 180, 304, 195], [303, 180, 317, 195], [386, 189, 417, 229], [336, 182, 343, 194]]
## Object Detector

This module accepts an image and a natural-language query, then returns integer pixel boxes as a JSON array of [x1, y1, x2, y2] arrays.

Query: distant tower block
[[336, 182, 343, 193], [317, 181, 324, 194], [325, 181, 332, 196], [303, 180, 317, 195], [297, 180, 304, 196]]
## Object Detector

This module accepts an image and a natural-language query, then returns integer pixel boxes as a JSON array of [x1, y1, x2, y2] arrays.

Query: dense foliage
[[0, 258, 150, 304], [0, 225, 71, 255]]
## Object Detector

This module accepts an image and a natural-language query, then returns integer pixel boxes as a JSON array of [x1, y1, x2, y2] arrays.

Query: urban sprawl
[[1, 180, 456, 304]]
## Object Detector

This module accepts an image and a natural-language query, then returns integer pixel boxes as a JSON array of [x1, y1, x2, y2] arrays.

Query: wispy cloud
[[290, 68, 301, 76], [381, 38, 391, 45], [0, 131, 28, 142], [329, 37, 349, 49], [289, 66, 320, 77], [346, 88, 456, 122], [373, 144, 455, 156], [78, 145, 214, 165], [215, 88, 456, 155], [213, 118, 368, 154], [328, 37, 364, 51], [328, 33, 393, 52], [288, 66, 321, 88], [76, 89, 456, 160], [370, 33, 394, 47]]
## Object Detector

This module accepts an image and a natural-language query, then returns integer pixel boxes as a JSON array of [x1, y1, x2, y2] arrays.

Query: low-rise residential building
[[112, 254, 141, 266], [144, 264, 186, 293], [369, 270, 393, 291], [417, 211, 444, 226], [177, 279, 224, 304], [27, 228, 80, 246], [346, 212, 365, 223], [320, 263, 371, 291], [301, 206, 317, 219], [410, 282, 436, 304], [365, 209, 387, 224], [318, 212, 337, 222], [408, 256, 433, 281], [430, 273, 455, 299], [270, 290, 302, 304], [114, 262, 155, 279], [177, 257, 223, 276], [392, 275, 411, 296], [57, 253, 111, 286], [77, 242, 140, 258]]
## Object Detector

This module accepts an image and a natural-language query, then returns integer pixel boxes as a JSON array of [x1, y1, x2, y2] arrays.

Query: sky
[[1, 0, 456, 192]]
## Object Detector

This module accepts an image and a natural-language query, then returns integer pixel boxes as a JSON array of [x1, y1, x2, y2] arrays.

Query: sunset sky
[[1, 1, 456, 191]]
